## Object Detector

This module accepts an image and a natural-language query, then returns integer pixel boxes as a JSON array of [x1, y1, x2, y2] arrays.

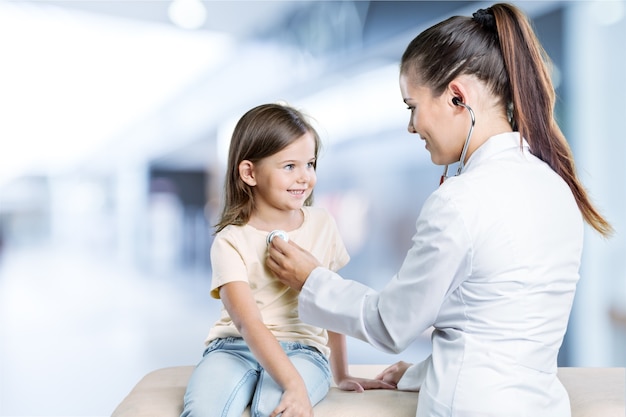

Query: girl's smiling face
[[244, 132, 317, 218]]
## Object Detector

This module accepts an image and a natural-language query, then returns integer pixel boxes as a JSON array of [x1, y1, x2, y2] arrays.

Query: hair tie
[[472, 7, 497, 32]]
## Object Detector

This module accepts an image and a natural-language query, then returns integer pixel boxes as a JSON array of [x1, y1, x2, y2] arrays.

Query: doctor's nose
[[408, 120, 417, 134]]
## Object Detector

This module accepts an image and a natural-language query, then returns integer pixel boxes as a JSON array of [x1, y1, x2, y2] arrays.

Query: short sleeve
[[209, 233, 248, 299], [326, 211, 350, 272], [304, 207, 350, 272]]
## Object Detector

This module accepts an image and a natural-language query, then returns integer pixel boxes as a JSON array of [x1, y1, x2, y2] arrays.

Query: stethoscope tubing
[[440, 101, 476, 185]]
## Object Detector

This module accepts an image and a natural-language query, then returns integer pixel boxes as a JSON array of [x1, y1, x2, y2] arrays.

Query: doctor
[[266, 3, 612, 417]]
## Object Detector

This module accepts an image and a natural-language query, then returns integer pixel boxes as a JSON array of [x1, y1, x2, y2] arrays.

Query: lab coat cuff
[[301, 266, 329, 299], [298, 267, 366, 337], [397, 358, 430, 391], [299, 267, 338, 327]]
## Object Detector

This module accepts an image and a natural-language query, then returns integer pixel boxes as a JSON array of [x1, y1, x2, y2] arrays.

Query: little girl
[[180, 103, 392, 417]]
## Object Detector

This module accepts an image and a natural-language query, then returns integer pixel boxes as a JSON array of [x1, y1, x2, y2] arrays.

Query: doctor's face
[[400, 73, 462, 166]]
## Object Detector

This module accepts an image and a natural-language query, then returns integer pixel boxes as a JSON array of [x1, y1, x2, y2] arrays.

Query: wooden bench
[[111, 365, 625, 417]]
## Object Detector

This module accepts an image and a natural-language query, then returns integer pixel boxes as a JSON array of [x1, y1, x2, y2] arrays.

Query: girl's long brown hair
[[400, 2, 612, 237], [214, 103, 321, 234]]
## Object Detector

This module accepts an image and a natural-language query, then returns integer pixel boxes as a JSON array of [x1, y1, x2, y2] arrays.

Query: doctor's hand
[[266, 237, 320, 291], [374, 361, 413, 388], [336, 375, 397, 392]]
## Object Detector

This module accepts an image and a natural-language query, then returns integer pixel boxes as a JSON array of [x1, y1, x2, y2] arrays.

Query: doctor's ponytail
[[491, 3, 612, 237], [400, 3, 612, 237]]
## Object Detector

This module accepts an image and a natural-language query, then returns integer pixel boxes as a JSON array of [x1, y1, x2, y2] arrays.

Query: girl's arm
[[220, 281, 313, 417], [327, 331, 396, 392]]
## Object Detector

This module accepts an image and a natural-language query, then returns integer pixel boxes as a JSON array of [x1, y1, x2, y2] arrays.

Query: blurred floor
[[0, 243, 213, 416], [0, 243, 430, 417]]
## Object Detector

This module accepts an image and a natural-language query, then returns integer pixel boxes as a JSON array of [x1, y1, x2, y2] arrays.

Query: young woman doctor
[[266, 3, 612, 417]]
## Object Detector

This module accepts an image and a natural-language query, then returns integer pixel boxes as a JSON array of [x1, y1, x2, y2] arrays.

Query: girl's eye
[[307, 162, 315, 168], [284, 164, 295, 170]]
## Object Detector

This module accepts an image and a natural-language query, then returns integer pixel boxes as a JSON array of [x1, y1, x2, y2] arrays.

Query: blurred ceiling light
[[0, 1, 231, 187], [591, 0, 624, 26], [298, 64, 407, 147], [168, 0, 207, 30], [214, 65, 408, 170]]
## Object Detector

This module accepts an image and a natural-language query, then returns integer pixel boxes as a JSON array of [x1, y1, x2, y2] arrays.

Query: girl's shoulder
[[302, 205, 333, 221], [213, 222, 256, 243], [301, 206, 341, 234]]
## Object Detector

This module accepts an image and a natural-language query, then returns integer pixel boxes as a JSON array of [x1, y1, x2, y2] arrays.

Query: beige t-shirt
[[206, 206, 349, 357]]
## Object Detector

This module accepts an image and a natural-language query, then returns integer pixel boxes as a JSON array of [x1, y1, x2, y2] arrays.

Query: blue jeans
[[180, 337, 332, 417]]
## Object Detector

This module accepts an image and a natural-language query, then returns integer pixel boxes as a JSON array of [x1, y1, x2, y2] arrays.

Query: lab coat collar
[[462, 131, 530, 173]]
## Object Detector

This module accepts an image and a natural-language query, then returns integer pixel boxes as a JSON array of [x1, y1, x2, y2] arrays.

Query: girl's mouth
[[289, 189, 306, 196]]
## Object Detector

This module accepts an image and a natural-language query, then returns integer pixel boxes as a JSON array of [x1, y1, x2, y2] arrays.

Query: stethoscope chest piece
[[266, 230, 289, 246]]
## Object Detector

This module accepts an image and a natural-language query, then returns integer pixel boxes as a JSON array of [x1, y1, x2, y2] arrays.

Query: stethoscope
[[440, 97, 476, 185], [266, 101, 475, 243], [267, 230, 289, 245]]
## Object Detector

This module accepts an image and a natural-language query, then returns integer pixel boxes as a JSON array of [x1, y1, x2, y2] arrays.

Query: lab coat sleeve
[[299, 267, 397, 352], [298, 190, 472, 354]]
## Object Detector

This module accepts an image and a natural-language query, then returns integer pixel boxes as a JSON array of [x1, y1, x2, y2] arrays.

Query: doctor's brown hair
[[215, 103, 320, 234], [400, 3, 612, 237]]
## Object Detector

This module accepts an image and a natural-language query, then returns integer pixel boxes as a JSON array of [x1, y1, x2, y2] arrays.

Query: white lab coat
[[299, 132, 583, 417]]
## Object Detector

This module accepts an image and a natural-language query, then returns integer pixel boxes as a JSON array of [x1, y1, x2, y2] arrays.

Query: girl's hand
[[336, 376, 397, 392], [374, 361, 413, 387], [269, 386, 314, 417]]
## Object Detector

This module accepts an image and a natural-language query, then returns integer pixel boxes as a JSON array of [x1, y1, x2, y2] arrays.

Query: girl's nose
[[298, 167, 313, 182]]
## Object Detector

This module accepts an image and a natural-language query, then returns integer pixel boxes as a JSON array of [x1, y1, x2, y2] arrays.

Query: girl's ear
[[239, 160, 257, 186]]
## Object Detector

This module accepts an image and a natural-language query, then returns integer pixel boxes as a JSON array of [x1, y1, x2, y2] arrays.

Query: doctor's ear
[[447, 81, 467, 108], [239, 160, 257, 186]]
